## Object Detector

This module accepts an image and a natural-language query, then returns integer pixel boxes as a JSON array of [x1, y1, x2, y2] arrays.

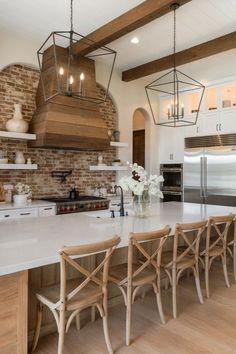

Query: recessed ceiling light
[[131, 37, 139, 44]]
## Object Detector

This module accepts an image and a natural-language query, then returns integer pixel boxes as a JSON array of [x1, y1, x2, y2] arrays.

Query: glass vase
[[133, 191, 150, 218]]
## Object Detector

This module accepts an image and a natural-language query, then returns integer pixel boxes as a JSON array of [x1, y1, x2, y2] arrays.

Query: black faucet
[[114, 185, 125, 217]]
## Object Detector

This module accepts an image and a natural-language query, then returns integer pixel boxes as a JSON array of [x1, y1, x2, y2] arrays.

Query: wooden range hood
[[29, 46, 109, 151]]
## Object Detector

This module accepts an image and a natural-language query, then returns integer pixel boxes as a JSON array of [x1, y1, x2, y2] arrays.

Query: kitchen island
[[1, 202, 236, 353]]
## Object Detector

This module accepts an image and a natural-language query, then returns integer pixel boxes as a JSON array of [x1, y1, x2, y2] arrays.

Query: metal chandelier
[[37, 0, 117, 105], [145, 3, 205, 127]]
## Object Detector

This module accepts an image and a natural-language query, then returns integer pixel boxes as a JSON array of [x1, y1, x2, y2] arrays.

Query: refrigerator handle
[[204, 157, 208, 197], [200, 156, 204, 197]]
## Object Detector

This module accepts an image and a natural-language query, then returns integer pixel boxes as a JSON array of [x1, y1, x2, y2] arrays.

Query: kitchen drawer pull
[[4, 214, 10, 218], [43, 207, 53, 210], [20, 212, 31, 216]]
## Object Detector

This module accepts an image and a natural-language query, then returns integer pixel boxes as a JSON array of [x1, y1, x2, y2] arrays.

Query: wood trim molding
[[73, 0, 191, 56], [122, 31, 236, 82]]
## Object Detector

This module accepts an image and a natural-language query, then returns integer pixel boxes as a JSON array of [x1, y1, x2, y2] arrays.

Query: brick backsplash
[[0, 64, 117, 198]]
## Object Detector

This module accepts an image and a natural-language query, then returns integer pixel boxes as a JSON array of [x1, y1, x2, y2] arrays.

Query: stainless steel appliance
[[184, 148, 236, 206], [43, 196, 109, 215], [160, 164, 183, 202]]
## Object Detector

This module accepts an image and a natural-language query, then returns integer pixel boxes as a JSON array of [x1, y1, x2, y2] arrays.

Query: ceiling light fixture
[[37, 0, 117, 105], [145, 3, 205, 127], [131, 37, 139, 44]]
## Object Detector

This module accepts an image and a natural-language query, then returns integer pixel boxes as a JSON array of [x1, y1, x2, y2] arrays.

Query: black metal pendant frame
[[145, 2, 205, 127], [37, 30, 117, 105]]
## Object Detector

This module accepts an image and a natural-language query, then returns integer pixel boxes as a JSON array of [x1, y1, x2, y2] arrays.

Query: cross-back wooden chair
[[226, 219, 236, 283], [109, 225, 171, 346], [162, 220, 207, 319], [31, 235, 120, 354], [200, 214, 235, 298]]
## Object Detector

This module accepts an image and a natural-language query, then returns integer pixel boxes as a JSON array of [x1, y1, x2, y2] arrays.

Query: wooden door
[[133, 129, 145, 168]]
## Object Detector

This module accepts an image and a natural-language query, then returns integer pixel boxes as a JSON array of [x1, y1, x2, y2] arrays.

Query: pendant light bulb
[[80, 72, 85, 81], [59, 67, 64, 76], [69, 75, 74, 85]]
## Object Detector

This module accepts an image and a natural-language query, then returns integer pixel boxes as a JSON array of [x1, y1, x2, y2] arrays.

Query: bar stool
[[201, 214, 235, 298], [162, 220, 207, 319], [108, 225, 171, 346], [226, 217, 236, 283], [31, 235, 120, 354]]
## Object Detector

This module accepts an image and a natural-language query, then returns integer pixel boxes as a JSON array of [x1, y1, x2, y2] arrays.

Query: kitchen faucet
[[114, 185, 125, 217]]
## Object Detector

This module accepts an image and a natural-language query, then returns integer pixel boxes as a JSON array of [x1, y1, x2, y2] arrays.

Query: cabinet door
[[0, 208, 38, 220], [184, 115, 204, 137], [219, 109, 236, 133], [202, 112, 220, 135], [159, 126, 184, 163], [38, 206, 56, 217]]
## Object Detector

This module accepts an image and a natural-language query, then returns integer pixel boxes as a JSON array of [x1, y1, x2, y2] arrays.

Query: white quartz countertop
[[0, 202, 236, 276], [0, 200, 56, 210]]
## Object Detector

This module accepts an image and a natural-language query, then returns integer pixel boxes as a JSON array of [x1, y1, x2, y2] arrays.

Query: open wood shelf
[[110, 141, 128, 147], [0, 131, 36, 140], [89, 165, 128, 171], [0, 164, 38, 170]]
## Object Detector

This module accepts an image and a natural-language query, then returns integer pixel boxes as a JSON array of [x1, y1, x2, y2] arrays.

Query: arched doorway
[[132, 108, 151, 171], [133, 109, 145, 167]]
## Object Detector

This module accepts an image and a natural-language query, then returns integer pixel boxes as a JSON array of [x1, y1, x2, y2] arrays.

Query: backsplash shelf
[[110, 141, 128, 147], [0, 131, 36, 140], [89, 165, 128, 171], [0, 164, 37, 170]]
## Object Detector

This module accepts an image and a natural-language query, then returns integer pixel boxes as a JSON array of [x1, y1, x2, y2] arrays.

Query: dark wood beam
[[122, 31, 236, 82], [74, 0, 191, 56]]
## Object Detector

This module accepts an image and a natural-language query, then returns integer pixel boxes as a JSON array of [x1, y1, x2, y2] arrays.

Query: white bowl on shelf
[[111, 161, 122, 166]]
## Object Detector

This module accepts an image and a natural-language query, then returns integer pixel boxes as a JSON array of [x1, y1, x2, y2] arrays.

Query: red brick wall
[[0, 64, 117, 198]]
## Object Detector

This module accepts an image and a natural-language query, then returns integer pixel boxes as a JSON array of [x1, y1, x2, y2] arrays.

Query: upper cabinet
[[159, 77, 236, 138]]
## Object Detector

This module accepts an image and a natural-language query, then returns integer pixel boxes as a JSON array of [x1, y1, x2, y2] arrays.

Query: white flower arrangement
[[14, 183, 31, 196], [118, 163, 164, 198]]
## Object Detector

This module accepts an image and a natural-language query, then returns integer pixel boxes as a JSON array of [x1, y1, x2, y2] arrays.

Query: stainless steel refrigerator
[[184, 148, 236, 206]]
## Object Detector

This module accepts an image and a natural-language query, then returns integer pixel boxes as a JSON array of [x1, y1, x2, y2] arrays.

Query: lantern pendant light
[[37, 0, 116, 105], [145, 3, 205, 127]]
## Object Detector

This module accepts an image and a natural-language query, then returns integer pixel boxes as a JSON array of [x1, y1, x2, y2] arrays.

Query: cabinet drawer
[[38, 205, 56, 217], [0, 208, 38, 220]]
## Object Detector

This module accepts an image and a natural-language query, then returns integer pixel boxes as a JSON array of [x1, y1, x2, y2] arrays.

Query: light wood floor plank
[[34, 266, 236, 354]]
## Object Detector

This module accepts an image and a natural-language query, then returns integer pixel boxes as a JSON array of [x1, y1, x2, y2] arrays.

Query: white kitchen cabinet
[[184, 114, 204, 137], [38, 205, 56, 217], [159, 126, 185, 163], [0, 207, 38, 220], [0, 202, 56, 220]]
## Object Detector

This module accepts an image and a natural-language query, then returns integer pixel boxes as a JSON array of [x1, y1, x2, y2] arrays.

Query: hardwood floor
[[34, 266, 236, 354]]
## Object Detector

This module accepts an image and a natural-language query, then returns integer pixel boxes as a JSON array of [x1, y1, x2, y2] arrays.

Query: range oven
[[160, 163, 183, 202], [43, 196, 109, 215]]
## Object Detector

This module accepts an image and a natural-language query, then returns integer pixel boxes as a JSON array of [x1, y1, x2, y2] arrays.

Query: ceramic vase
[[6, 104, 29, 133], [15, 151, 25, 164], [13, 194, 28, 205]]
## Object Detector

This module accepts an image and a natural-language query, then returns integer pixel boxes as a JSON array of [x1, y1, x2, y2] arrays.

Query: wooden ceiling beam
[[122, 31, 236, 82], [73, 0, 191, 56]]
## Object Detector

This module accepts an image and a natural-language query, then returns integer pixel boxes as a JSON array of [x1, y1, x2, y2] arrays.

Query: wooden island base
[[0, 271, 28, 354]]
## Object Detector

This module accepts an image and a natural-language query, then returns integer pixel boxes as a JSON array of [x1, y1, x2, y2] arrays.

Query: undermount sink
[[85, 209, 133, 219]]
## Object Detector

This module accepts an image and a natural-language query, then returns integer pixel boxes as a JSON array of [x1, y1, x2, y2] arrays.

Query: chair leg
[[75, 312, 80, 331], [234, 242, 236, 283], [156, 278, 166, 325], [31, 301, 43, 353], [126, 284, 132, 346], [91, 306, 96, 322], [58, 309, 66, 354], [222, 252, 230, 288], [102, 294, 113, 354], [193, 265, 204, 304], [164, 276, 169, 290], [172, 265, 177, 319], [205, 256, 210, 299]]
